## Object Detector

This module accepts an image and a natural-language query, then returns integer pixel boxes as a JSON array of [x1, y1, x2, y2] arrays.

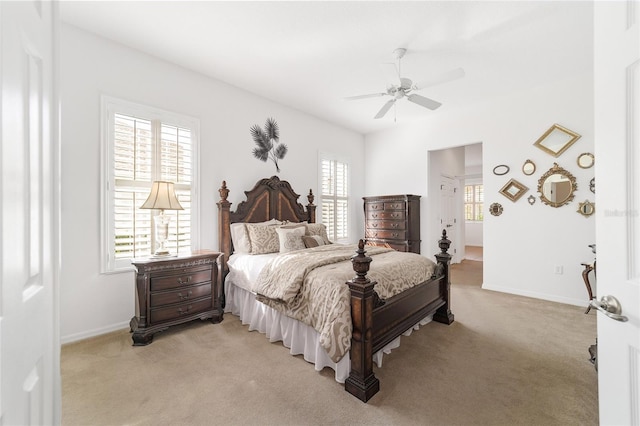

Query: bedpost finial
[[219, 180, 229, 201], [439, 229, 451, 254], [307, 189, 315, 205], [351, 240, 372, 282]]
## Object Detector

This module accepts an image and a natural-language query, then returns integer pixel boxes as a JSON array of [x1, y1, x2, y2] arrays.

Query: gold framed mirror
[[499, 178, 529, 202], [577, 200, 595, 217], [533, 124, 581, 158], [577, 152, 595, 168], [522, 159, 536, 175], [537, 163, 578, 207], [489, 203, 503, 216]]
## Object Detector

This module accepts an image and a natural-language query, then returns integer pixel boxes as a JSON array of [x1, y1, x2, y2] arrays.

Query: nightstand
[[129, 250, 223, 345]]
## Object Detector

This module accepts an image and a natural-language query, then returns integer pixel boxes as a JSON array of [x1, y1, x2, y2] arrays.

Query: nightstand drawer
[[150, 282, 212, 307], [149, 297, 213, 324], [150, 267, 211, 292]]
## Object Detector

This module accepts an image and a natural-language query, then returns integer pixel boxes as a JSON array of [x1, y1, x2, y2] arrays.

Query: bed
[[217, 176, 454, 402]]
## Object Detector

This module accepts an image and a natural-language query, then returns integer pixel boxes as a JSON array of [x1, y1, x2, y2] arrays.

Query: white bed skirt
[[224, 280, 432, 383]]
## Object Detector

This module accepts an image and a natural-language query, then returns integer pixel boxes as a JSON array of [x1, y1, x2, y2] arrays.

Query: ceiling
[[59, 1, 593, 135]]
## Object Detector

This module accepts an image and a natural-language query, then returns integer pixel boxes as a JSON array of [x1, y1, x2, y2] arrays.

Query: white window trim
[[100, 95, 200, 273], [318, 151, 350, 243], [464, 180, 483, 223]]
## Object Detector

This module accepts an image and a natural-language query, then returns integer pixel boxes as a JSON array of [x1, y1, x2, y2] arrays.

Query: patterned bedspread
[[255, 244, 436, 363]]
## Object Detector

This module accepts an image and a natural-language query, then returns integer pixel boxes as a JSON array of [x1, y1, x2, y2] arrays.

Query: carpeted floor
[[61, 260, 598, 425]]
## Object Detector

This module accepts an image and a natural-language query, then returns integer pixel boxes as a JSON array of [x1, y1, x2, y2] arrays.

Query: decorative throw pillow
[[246, 223, 280, 254], [231, 219, 282, 254], [275, 226, 306, 253], [305, 223, 331, 244], [302, 235, 325, 248]]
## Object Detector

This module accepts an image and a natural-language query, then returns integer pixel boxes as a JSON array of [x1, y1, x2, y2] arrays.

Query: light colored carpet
[[61, 260, 598, 425]]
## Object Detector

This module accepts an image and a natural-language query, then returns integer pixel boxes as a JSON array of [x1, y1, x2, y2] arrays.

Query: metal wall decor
[[527, 195, 536, 205], [537, 162, 578, 207], [577, 200, 595, 217], [522, 159, 536, 175], [499, 178, 529, 202], [493, 165, 510, 176], [533, 123, 581, 158], [577, 152, 595, 168], [489, 203, 503, 216], [590, 177, 595, 193]]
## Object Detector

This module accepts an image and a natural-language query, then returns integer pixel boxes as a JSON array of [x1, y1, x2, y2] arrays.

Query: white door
[[440, 175, 459, 262], [1, 1, 61, 424], [594, 2, 640, 425]]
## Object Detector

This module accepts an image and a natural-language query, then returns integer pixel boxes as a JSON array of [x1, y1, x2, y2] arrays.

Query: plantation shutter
[[320, 157, 349, 242], [104, 97, 198, 272]]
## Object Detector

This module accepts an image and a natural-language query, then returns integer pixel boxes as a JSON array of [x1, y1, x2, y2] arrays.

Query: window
[[319, 155, 349, 242], [464, 183, 484, 221], [101, 97, 199, 272]]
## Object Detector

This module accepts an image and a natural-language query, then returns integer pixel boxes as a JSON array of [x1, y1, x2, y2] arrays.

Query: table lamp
[[140, 181, 184, 256]]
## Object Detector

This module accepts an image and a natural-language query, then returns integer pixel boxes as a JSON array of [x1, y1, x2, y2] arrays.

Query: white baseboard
[[481, 283, 587, 307], [61, 321, 130, 345]]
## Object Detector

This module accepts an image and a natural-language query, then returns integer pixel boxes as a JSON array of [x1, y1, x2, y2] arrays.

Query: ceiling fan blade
[[374, 99, 396, 119], [413, 67, 465, 90], [344, 93, 387, 101], [407, 94, 442, 110]]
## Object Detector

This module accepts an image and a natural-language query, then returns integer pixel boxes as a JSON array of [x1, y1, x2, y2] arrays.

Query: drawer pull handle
[[372, 213, 378, 218], [178, 276, 192, 285], [177, 291, 192, 300], [372, 223, 378, 228], [178, 305, 192, 315], [372, 205, 378, 209], [392, 232, 399, 238], [391, 223, 399, 228]]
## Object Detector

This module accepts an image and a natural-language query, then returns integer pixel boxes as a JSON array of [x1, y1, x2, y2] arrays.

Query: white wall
[[60, 25, 365, 342], [364, 72, 595, 307]]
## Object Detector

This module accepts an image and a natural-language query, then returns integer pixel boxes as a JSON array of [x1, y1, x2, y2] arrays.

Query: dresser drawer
[[367, 240, 409, 252], [150, 282, 212, 307], [366, 202, 385, 211], [150, 267, 212, 292], [384, 201, 406, 210], [366, 210, 405, 221], [365, 229, 406, 240], [366, 220, 406, 231], [149, 297, 213, 324]]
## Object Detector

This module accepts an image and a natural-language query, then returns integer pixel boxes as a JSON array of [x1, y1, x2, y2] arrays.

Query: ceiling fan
[[345, 48, 465, 119]]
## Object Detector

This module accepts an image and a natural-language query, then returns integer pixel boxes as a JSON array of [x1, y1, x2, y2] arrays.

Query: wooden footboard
[[345, 230, 454, 402]]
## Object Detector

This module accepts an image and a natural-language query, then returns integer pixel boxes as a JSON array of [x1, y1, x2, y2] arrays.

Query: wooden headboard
[[217, 176, 316, 265]]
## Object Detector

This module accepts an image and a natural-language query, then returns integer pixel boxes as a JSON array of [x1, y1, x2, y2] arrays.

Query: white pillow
[[275, 225, 306, 253]]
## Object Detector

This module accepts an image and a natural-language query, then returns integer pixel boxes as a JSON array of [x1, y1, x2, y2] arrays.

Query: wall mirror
[[533, 124, 581, 158], [489, 203, 503, 216], [537, 162, 578, 207], [522, 159, 536, 175], [577, 200, 595, 217], [493, 165, 510, 176], [499, 178, 529, 202], [577, 152, 595, 168]]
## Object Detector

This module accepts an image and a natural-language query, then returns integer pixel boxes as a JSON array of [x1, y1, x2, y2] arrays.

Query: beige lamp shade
[[140, 181, 184, 211]]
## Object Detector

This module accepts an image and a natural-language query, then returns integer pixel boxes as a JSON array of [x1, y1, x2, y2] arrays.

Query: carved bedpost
[[307, 189, 317, 223], [345, 240, 380, 402], [217, 181, 232, 273], [433, 229, 455, 325]]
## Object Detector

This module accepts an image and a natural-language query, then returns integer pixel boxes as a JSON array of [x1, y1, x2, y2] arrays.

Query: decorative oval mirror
[[537, 163, 578, 207], [577, 200, 595, 217], [489, 203, 503, 216], [493, 165, 510, 176], [499, 178, 528, 202], [527, 195, 536, 205], [590, 177, 595, 193], [522, 159, 536, 175], [533, 123, 581, 158], [577, 152, 595, 169]]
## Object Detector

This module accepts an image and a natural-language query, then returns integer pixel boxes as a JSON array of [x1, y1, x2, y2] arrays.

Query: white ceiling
[[60, 1, 593, 135]]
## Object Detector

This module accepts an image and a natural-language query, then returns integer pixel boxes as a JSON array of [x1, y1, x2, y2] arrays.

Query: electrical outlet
[[554, 265, 563, 275]]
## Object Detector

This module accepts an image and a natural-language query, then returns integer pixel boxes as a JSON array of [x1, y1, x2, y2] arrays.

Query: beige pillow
[[302, 235, 325, 248], [246, 222, 281, 254], [230, 219, 282, 254], [305, 223, 331, 244], [275, 226, 306, 253]]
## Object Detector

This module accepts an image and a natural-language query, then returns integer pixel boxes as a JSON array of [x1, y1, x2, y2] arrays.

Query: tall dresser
[[363, 194, 421, 254]]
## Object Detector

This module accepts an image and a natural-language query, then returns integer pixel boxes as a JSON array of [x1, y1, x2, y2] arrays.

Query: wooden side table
[[130, 250, 223, 345]]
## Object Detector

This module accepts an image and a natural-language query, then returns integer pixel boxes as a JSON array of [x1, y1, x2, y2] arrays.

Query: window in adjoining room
[[101, 96, 199, 272], [319, 155, 349, 243], [464, 184, 484, 222]]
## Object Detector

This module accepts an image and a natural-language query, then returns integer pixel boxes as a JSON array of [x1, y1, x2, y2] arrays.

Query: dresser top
[[363, 194, 421, 201]]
